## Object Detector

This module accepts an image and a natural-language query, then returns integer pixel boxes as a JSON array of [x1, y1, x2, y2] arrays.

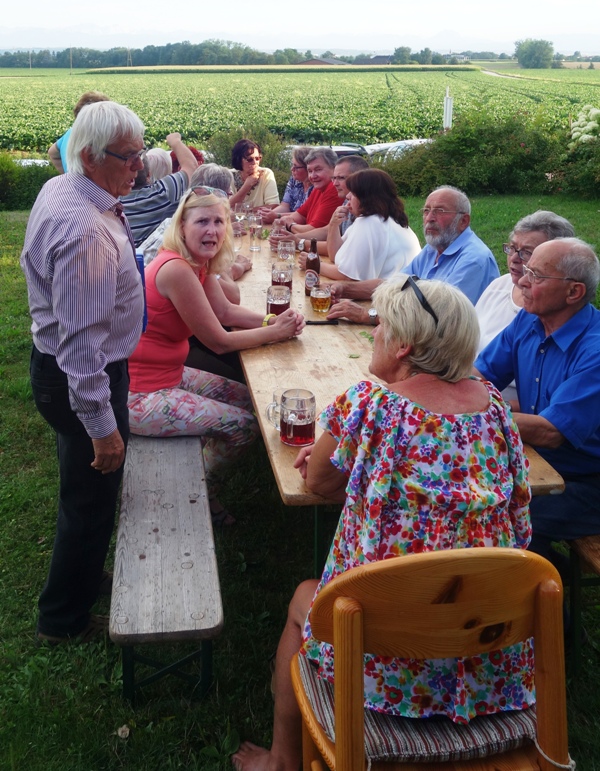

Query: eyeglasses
[[332, 175, 347, 182], [104, 147, 147, 166], [244, 155, 262, 164], [421, 207, 460, 217], [400, 275, 439, 327], [291, 164, 306, 171], [503, 243, 533, 263], [190, 185, 228, 199], [521, 265, 578, 284]]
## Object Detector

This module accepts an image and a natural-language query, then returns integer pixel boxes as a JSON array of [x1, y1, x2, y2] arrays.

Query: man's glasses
[[521, 265, 577, 284], [400, 275, 439, 327], [503, 243, 533, 263], [421, 207, 460, 217], [104, 147, 147, 166]]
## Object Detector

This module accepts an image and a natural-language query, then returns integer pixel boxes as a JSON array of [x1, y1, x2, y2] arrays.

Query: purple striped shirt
[[21, 173, 144, 439]]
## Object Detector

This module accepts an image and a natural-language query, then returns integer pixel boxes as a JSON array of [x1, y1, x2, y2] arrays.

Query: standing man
[[328, 185, 497, 323], [475, 238, 600, 561], [21, 101, 145, 644]]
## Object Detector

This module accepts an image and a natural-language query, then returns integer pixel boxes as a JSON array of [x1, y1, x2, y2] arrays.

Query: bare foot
[[231, 742, 272, 771]]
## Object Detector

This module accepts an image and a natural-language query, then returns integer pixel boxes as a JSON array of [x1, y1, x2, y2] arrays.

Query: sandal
[[209, 499, 236, 527]]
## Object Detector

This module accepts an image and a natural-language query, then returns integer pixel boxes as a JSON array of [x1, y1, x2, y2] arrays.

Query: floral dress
[[301, 379, 533, 724]]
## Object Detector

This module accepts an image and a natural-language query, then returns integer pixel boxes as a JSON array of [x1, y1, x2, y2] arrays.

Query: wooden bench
[[109, 434, 223, 704], [569, 535, 600, 675]]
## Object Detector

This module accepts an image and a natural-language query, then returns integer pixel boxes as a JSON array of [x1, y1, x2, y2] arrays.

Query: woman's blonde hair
[[161, 191, 234, 274], [372, 278, 479, 382]]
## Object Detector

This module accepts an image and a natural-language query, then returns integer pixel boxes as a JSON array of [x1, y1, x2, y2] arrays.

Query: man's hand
[[91, 429, 125, 474], [327, 299, 370, 324], [330, 282, 351, 303]]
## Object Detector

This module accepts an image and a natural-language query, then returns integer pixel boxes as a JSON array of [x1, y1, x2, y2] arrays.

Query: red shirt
[[296, 181, 340, 228]]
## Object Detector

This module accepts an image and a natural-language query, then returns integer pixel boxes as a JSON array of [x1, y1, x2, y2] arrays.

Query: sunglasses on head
[[400, 275, 439, 327], [186, 185, 229, 201]]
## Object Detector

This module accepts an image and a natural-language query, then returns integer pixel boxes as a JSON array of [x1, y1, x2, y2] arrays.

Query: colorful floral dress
[[301, 379, 533, 724]]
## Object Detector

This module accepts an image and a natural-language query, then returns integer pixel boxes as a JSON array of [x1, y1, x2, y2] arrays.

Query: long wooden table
[[237, 240, 565, 504]]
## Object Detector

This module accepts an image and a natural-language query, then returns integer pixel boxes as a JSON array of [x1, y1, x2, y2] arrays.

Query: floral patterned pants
[[128, 367, 259, 493]]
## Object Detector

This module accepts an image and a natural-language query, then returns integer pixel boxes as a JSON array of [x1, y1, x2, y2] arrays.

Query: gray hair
[[512, 210, 575, 241], [145, 148, 172, 182], [336, 154, 369, 174], [373, 278, 479, 382], [67, 101, 144, 175], [305, 147, 338, 169], [554, 237, 600, 303], [431, 185, 471, 215], [190, 163, 234, 194]]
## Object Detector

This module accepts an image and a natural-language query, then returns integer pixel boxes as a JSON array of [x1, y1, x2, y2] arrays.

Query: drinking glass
[[266, 388, 316, 446], [266, 285, 291, 316], [277, 239, 296, 262], [232, 221, 244, 252], [310, 285, 331, 313], [248, 214, 263, 252], [271, 260, 293, 291]]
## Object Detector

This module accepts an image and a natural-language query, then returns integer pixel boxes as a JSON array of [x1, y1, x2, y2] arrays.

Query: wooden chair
[[291, 548, 572, 771]]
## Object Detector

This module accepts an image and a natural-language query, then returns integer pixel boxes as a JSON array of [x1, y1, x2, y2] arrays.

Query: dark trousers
[[30, 346, 129, 637], [528, 472, 600, 561]]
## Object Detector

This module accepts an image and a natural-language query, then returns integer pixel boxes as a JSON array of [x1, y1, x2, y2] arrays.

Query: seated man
[[475, 238, 600, 563], [475, 210, 575, 404], [327, 185, 498, 324], [121, 132, 199, 246], [277, 148, 340, 233]]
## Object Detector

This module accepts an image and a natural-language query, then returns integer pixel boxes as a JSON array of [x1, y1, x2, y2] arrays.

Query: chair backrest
[[308, 548, 569, 771]]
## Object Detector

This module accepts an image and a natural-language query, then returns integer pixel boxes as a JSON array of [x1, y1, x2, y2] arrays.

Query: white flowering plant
[[569, 105, 600, 150]]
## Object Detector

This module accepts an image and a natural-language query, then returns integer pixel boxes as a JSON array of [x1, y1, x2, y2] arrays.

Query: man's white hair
[[67, 101, 144, 175]]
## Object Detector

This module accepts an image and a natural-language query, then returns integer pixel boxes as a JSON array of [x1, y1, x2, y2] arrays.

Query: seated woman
[[229, 139, 280, 209], [258, 146, 313, 224], [475, 210, 575, 404], [299, 168, 420, 282], [233, 279, 532, 770], [128, 188, 304, 524]]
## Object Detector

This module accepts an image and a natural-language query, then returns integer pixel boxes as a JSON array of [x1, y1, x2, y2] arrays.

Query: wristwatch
[[297, 238, 306, 252], [367, 308, 378, 324]]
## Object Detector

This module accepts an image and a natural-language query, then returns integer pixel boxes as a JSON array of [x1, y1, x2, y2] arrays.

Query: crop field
[[1, 67, 600, 152]]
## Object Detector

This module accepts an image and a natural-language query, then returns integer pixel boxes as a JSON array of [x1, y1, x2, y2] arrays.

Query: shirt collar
[[70, 173, 120, 215], [532, 303, 595, 350]]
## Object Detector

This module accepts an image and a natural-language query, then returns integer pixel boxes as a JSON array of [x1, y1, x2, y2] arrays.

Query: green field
[[2, 67, 600, 152]]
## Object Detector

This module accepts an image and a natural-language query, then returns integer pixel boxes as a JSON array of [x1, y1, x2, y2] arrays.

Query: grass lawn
[[1, 198, 600, 770]]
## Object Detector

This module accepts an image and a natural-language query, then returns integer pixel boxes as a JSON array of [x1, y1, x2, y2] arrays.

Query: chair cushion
[[297, 655, 536, 763]]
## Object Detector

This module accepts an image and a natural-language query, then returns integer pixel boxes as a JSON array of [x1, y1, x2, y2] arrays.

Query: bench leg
[[122, 646, 136, 706]]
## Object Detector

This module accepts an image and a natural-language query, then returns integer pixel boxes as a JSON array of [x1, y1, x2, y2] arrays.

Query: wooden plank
[[572, 534, 600, 574], [523, 444, 565, 496], [109, 435, 223, 645]]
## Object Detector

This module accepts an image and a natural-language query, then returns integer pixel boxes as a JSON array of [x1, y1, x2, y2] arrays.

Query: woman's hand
[[297, 250, 308, 270], [271, 308, 305, 338], [241, 167, 262, 190], [230, 254, 252, 280], [329, 204, 349, 227], [293, 444, 314, 480]]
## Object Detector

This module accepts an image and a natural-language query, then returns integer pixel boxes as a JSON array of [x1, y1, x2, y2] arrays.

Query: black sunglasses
[[400, 275, 439, 327]]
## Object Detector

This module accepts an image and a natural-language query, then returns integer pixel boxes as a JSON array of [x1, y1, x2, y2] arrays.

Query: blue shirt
[[282, 178, 312, 212], [402, 227, 499, 304], [475, 304, 600, 475]]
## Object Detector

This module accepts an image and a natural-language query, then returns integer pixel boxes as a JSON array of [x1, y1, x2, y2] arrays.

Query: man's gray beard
[[424, 217, 461, 252]]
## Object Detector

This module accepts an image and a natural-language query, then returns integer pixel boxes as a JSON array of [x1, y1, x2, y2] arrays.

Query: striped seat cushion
[[297, 655, 536, 763]]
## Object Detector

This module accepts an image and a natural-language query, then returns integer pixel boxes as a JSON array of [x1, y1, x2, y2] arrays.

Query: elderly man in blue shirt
[[327, 185, 498, 324], [475, 237, 600, 562], [21, 101, 145, 644]]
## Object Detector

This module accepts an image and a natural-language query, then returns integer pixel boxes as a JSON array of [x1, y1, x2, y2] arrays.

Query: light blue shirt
[[402, 227, 499, 304]]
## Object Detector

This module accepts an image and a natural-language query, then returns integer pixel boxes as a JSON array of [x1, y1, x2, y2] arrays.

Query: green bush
[[561, 139, 600, 197], [376, 112, 564, 197], [0, 155, 57, 210]]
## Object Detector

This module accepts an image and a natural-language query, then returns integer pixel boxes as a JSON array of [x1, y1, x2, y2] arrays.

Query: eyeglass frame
[[421, 207, 462, 217], [104, 147, 147, 166], [503, 243, 534, 263], [291, 164, 306, 171], [521, 265, 578, 284], [243, 154, 262, 164], [400, 275, 439, 327]]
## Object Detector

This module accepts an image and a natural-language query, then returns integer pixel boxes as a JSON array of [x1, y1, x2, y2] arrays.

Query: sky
[[2, 0, 600, 56]]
